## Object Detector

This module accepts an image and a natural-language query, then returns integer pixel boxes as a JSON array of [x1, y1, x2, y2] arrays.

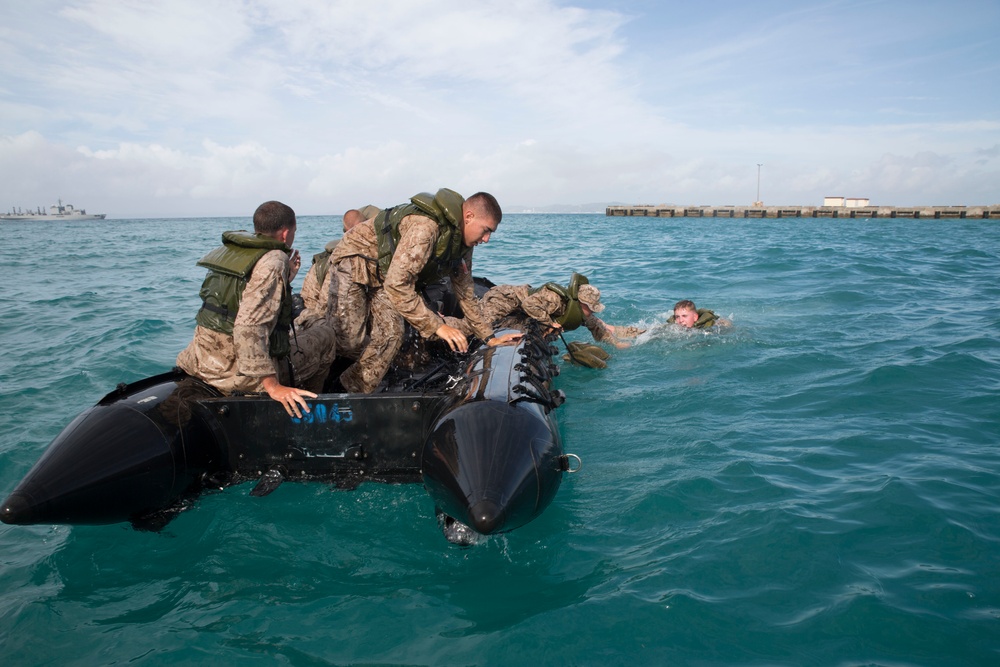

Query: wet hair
[[673, 299, 696, 312], [253, 201, 296, 235], [466, 192, 502, 224]]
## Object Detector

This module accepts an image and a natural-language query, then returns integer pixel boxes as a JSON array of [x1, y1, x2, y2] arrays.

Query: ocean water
[[1, 213, 999, 666]]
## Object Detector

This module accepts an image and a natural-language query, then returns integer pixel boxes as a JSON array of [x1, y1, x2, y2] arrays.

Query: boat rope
[[559, 332, 583, 365]]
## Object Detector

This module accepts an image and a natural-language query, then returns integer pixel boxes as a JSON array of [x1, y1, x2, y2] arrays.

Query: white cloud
[[1, 1, 998, 216], [59, 0, 253, 64]]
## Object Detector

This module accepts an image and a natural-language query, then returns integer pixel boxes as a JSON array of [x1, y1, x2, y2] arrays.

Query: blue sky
[[1, 0, 998, 217]]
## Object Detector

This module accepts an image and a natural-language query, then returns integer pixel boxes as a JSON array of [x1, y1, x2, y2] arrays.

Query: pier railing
[[606, 205, 1000, 219]]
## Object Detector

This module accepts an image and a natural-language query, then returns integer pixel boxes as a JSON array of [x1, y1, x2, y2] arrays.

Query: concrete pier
[[606, 205, 1000, 219]]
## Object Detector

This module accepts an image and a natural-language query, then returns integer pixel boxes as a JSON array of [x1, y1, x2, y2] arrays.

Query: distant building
[[823, 196, 870, 207]]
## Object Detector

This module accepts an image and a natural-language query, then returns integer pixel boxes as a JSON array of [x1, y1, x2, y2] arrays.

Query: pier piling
[[606, 205, 1000, 219]]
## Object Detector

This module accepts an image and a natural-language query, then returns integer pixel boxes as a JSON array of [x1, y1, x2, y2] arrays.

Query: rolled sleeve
[[451, 259, 492, 340], [584, 313, 618, 344], [383, 216, 446, 338], [233, 250, 287, 378]]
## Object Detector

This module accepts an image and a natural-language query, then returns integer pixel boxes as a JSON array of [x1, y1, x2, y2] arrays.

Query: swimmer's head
[[673, 300, 698, 328]]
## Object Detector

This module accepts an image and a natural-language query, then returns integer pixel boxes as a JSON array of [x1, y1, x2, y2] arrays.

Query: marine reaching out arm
[[331, 189, 505, 393], [583, 314, 639, 349], [575, 284, 642, 349]]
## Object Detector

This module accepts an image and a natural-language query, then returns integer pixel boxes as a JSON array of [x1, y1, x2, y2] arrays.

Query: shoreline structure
[[607, 204, 1000, 219]]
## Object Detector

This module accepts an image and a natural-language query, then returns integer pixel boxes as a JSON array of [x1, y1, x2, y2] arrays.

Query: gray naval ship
[[2, 198, 106, 221]]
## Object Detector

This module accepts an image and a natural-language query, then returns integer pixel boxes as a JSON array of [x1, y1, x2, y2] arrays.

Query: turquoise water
[[1, 214, 999, 666]]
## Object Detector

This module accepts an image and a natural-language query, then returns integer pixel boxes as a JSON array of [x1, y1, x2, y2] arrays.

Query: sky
[[1, 0, 998, 218]]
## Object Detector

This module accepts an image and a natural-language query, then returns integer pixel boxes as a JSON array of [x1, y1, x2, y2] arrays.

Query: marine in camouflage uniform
[[298, 238, 339, 319], [328, 190, 498, 393], [176, 202, 336, 415], [297, 205, 381, 322], [445, 280, 642, 347]]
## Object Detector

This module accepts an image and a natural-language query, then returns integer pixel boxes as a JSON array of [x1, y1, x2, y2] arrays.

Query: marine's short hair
[[466, 191, 502, 225], [342, 208, 364, 232], [673, 299, 696, 312], [253, 201, 296, 235]]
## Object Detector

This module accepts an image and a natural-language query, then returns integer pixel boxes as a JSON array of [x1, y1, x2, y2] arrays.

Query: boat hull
[[0, 375, 222, 525], [1, 331, 571, 539], [422, 342, 567, 534]]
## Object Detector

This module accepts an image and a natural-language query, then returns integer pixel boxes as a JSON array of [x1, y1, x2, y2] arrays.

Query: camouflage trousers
[[338, 286, 405, 394], [328, 261, 368, 360], [326, 263, 406, 393], [283, 314, 338, 393]]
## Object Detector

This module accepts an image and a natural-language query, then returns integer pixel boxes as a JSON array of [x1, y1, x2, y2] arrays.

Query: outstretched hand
[[262, 375, 316, 418], [487, 332, 523, 347]]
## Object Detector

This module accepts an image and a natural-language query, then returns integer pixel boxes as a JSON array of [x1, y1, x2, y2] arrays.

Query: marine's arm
[[441, 315, 477, 337], [584, 313, 631, 349], [449, 256, 493, 342], [441, 313, 521, 347], [383, 215, 449, 338], [233, 251, 315, 417], [299, 263, 323, 314]]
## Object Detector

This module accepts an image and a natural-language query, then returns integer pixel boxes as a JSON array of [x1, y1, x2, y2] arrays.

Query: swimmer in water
[[667, 299, 731, 329]]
